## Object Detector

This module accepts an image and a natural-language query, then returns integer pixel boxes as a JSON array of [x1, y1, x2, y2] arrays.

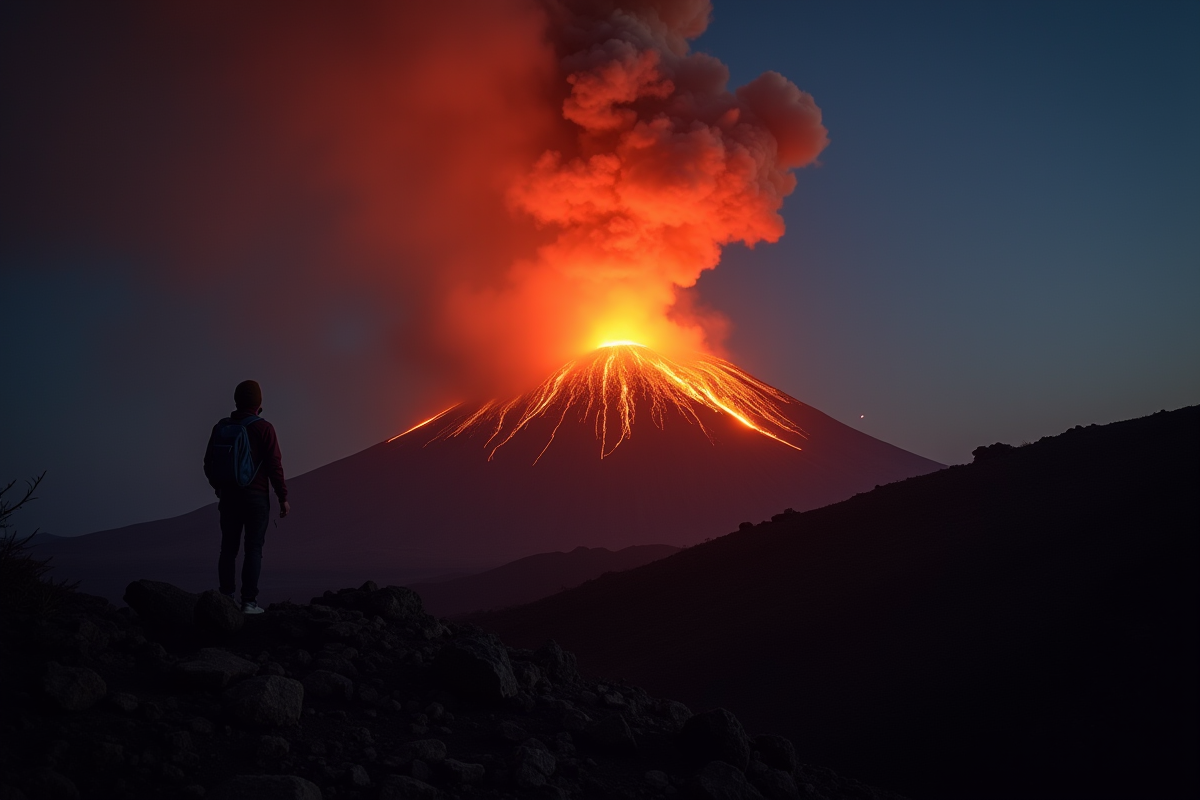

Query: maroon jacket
[[203, 410, 288, 501]]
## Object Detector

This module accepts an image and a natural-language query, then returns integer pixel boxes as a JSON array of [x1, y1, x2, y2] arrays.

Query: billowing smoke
[[2, 0, 826, 402], [451, 0, 829, 383]]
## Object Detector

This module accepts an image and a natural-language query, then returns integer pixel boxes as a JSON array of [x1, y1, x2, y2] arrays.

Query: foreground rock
[[210, 774, 321, 800], [0, 580, 907, 799], [194, 590, 244, 638], [225, 676, 304, 727], [378, 774, 440, 799], [41, 662, 106, 712], [122, 579, 198, 632], [691, 760, 764, 800], [432, 635, 519, 701], [680, 708, 753, 770], [176, 647, 258, 689]]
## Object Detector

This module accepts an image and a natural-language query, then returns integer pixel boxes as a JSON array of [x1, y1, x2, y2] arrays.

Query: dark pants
[[218, 489, 270, 603]]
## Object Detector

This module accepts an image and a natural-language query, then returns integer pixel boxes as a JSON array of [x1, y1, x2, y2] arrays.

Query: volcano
[[35, 345, 942, 602]]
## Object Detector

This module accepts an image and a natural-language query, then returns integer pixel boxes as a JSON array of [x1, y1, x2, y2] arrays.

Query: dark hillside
[[410, 545, 680, 617], [475, 406, 1200, 799]]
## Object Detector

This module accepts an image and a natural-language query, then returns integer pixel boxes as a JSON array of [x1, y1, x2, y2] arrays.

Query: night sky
[[3, 1, 1197, 537]]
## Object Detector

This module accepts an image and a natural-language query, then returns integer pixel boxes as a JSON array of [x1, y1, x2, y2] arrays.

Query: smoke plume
[[2, 0, 827, 400]]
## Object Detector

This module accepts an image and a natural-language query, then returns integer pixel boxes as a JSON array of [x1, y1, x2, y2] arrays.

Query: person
[[202, 380, 289, 614]]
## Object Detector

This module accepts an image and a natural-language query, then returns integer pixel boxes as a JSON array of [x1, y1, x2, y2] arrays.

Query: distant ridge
[[410, 544, 680, 617], [473, 405, 1200, 800]]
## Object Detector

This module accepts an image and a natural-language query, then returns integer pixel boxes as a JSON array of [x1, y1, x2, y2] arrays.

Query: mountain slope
[[409, 544, 680, 617], [34, 352, 941, 603], [473, 405, 1200, 800]]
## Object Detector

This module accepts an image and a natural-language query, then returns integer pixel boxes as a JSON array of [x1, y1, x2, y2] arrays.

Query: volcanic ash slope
[[473, 404, 1200, 800]]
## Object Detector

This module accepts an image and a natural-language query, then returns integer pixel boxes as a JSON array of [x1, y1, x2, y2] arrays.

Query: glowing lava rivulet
[[391, 344, 807, 462]]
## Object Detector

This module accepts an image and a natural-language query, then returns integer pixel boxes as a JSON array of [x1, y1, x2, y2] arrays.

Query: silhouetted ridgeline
[[0, 570, 905, 799], [473, 405, 1200, 800]]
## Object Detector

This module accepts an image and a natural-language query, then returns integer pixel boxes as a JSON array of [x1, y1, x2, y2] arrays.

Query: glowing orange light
[[434, 344, 805, 462], [387, 405, 460, 443]]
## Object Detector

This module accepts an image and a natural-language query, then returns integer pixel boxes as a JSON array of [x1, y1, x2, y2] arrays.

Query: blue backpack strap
[[236, 417, 260, 484]]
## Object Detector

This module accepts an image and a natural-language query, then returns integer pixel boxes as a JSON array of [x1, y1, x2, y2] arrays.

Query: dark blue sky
[[693, 2, 1199, 457], [3, 1, 1198, 536]]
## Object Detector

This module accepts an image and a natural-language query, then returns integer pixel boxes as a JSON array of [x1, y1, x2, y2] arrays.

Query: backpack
[[207, 415, 262, 488]]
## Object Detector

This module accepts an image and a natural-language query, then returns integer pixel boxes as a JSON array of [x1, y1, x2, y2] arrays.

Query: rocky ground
[[0, 579, 907, 800]]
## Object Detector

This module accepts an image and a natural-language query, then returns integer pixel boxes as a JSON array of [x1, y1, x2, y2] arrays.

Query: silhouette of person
[[202, 380, 289, 614]]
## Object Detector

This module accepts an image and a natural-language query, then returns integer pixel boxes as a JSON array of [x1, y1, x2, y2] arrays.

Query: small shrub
[[0, 473, 76, 615]]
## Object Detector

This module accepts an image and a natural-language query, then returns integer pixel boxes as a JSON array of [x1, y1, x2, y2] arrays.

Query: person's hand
[[279, 500, 291, 519]]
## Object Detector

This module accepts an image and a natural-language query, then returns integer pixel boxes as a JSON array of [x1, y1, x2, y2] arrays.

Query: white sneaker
[[241, 601, 265, 615]]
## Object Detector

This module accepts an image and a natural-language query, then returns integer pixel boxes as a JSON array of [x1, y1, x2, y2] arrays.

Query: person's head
[[234, 380, 262, 412]]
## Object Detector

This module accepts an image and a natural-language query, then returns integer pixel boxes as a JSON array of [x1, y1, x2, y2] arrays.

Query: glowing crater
[[391, 345, 806, 462]]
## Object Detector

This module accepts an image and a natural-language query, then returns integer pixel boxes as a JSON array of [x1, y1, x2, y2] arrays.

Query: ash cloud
[[2, 0, 827, 401]]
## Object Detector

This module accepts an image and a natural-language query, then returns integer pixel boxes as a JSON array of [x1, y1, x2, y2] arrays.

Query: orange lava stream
[[387, 404, 460, 443], [435, 344, 805, 462]]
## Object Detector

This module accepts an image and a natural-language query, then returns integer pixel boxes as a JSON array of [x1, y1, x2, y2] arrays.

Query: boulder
[[108, 692, 139, 713], [42, 663, 106, 712], [745, 760, 800, 800], [680, 708, 752, 771], [561, 708, 591, 733], [439, 759, 485, 784], [514, 746, 555, 775], [209, 775, 322, 800], [301, 669, 354, 702], [512, 745, 556, 789], [369, 586, 427, 620], [258, 736, 291, 760], [534, 639, 579, 685], [21, 770, 78, 800], [346, 765, 371, 787], [123, 580, 198, 633], [512, 762, 546, 789], [225, 676, 304, 727], [432, 636, 518, 702], [645, 770, 670, 788], [321, 621, 362, 643], [496, 720, 528, 742], [689, 761, 764, 800], [378, 775, 440, 800], [661, 699, 694, 730], [89, 742, 125, 768], [512, 661, 543, 690], [176, 648, 258, 689], [194, 590, 244, 637], [585, 714, 637, 754], [753, 735, 798, 775], [313, 584, 426, 623], [398, 739, 447, 763], [312, 652, 357, 678]]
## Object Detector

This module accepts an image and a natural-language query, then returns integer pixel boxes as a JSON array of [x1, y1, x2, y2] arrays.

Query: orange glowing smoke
[[420, 343, 805, 462], [7, 3, 829, 413], [441, 0, 830, 387]]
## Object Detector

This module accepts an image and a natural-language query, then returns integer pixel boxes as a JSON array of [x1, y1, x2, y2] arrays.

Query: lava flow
[[412, 344, 806, 463]]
